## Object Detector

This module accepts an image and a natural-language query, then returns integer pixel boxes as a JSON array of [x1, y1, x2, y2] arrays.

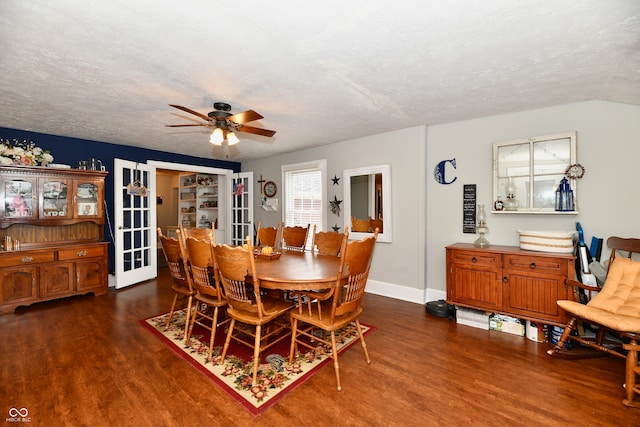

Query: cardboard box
[[456, 307, 489, 330], [525, 320, 548, 342], [489, 314, 525, 336]]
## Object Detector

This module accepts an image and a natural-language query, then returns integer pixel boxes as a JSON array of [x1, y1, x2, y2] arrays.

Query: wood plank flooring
[[1, 268, 638, 426]]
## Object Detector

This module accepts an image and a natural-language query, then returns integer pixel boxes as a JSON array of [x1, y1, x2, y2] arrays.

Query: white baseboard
[[424, 288, 446, 304], [366, 279, 444, 305]]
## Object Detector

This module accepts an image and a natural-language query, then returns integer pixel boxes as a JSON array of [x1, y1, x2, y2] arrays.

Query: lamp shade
[[209, 128, 224, 145], [227, 131, 240, 145]]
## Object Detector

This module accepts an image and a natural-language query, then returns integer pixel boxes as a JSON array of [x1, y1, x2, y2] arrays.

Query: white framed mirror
[[493, 131, 578, 214], [343, 164, 392, 243]]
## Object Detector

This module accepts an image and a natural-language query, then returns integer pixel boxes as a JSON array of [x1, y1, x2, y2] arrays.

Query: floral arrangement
[[0, 138, 54, 166]]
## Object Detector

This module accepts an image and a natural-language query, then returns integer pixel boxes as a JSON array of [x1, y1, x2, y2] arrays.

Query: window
[[282, 160, 326, 240], [493, 131, 577, 213]]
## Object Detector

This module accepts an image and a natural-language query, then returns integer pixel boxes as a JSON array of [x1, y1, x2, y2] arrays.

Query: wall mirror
[[493, 131, 577, 214], [343, 164, 392, 243]]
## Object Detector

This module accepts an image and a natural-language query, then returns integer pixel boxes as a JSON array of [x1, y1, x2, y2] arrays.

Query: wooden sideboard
[[446, 243, 576, 326], [0, 165, 108, 314]]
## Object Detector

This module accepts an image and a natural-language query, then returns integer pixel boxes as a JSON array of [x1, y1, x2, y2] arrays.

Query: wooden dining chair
[[179, 224, 215, 244], [296, 227, 349, 334], [177, 229, 229, 361], [311, 224, 345, 256], [281, 224, 310, 252], [548, 237, 640, 407], [351, 217, 371, 232], [256, 221, 281, 249], [157, 227, 195, 339], [213, 236, 295, 386], [369, 217, 383, 234], [289, 229, 379, 391]]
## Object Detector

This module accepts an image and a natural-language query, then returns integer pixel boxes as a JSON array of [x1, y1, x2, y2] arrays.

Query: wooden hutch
[[0, 165, 108, 314]]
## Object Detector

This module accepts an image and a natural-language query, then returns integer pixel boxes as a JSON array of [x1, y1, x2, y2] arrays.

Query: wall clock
[[263, 181, 277, 198]]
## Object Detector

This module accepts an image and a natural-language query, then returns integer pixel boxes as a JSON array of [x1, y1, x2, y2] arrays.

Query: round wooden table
[[254, 251, 340, 291]]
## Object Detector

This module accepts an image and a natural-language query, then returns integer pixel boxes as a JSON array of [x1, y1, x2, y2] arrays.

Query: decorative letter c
[[434, 158, 457, 185]]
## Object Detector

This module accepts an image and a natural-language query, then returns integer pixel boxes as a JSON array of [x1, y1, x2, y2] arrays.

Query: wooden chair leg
[[355, 320, 371, 365], [547, 318, 577, 356], [183, 296, 193, 340], [330, 331, 341, 392], [252, 325, 262, 386], [208, 307, 219, 361], [185, 303, 198, 346], [288, 318, 299, 364], [623, 340, 640, 407], [220, 319, 236, 363], [165, 294, 179, 328]]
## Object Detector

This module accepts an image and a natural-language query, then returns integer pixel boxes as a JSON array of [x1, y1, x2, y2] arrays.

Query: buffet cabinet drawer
[[503, 254, 567, 275], [58, 245, 106, 260], [448, 249, 500, 268], [0, 251, 55, 267]]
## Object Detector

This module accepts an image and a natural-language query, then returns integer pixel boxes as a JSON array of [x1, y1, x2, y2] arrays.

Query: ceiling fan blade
[[237, 124, 276, 137], [169, 104, 211, 121], [165, 124, 208, 127], [228, 109, 263, 124]]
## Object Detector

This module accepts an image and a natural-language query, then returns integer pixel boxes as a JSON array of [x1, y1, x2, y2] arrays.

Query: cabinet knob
[[530, 262, 536, 269], [21, 256, 34, 263], [471, 257, 477, 263], [77, 250, 87, 257], [503, 277, 508, 283]]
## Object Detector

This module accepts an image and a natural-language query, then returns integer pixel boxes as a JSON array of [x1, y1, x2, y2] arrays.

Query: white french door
[[112, 160, 252, 289], [113, 159, 157, 289], [230, 172, 254, 246]]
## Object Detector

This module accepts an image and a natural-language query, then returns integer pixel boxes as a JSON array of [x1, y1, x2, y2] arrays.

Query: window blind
[[283, 166, 322, 231]]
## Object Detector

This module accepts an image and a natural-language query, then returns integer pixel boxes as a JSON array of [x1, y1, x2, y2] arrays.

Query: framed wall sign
[[463, 184, 477, 234]]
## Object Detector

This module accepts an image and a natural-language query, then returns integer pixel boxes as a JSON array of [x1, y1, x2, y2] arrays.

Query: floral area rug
[[140, 309, 374, 416]]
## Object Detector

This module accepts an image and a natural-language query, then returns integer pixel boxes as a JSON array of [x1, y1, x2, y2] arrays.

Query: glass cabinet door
[[3, 178, 36, 219], [40, 178, 70, 218], [75, 180, 103, 218]]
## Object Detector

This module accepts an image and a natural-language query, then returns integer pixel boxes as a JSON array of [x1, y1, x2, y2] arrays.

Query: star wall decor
[[329, 195, 342, 216], [331, 175, 340, 185], [332, 224, 341, 232]]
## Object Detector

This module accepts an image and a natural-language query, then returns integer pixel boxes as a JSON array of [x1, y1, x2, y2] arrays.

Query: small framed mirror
[[343, 164, 392, 243], [493, 131, 578, 214]]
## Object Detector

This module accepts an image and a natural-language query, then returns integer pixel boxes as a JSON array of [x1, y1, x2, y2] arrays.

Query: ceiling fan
[[166, 102, 276, 145]]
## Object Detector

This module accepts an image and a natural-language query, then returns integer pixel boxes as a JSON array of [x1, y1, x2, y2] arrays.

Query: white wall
[[243, 126, 428, 303], [156, 173, 178, 235], [243, 100, 640, 304], [427, 100, 640, 301]]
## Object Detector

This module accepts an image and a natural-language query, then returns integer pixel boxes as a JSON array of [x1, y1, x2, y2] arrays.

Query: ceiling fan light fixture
[[227, 131, 240, 145], [209, 128, 224, 145]]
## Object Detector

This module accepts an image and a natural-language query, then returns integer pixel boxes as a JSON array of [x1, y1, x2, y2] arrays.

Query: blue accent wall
[[1, 127, 241, 273]]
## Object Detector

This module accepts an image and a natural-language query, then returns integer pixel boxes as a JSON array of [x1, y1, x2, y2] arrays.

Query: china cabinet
[[446, 243, 575, 325], [0, 165, 108, 314]]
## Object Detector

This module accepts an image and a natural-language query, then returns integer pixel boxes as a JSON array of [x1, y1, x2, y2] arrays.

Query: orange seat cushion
[[558, 257, 640, 332]]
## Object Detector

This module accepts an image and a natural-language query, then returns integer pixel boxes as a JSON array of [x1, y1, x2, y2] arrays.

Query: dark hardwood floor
[[1, 268, 638, 426]]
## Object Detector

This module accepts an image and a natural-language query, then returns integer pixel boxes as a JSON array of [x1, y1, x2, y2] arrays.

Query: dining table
[[254, 250, 341, 291]]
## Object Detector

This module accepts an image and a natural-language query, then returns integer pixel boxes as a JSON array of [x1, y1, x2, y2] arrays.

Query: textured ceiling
[[1, 1, 639, 162]]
